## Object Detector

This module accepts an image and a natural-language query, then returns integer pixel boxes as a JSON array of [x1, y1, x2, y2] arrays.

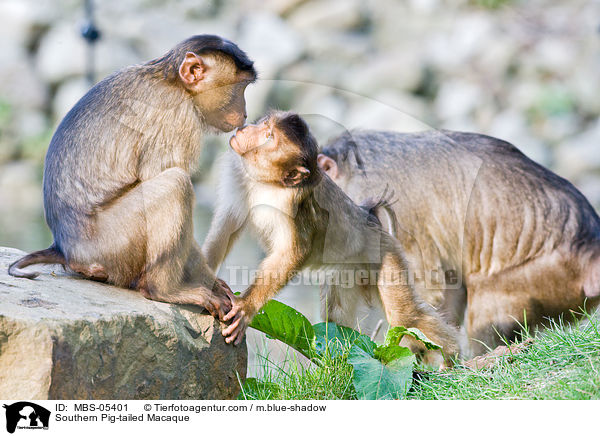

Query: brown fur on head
[[148, 35, 257, 132], [229, 111, 321, 187]]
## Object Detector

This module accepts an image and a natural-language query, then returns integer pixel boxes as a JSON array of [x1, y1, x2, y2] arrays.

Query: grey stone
[[14, 109, 49, 139], [0, 58, 48, 110], [434, 80, 483, 121], [555, 120, 600, 178], [345, 96, 430, 133], [488, 110, 552, 166], [340, 48, 423, 95], [531, 38, 577, 76], [36, 23, 87, 83], [577, 175, 600, 211], [52, 78, 91, 122], [425, 12, 494, 71], [289, 0, 364, 31], [238, 12, 303, 77], [0, 247, 246, 400]]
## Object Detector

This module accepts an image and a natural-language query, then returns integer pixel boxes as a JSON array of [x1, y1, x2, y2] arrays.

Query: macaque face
[[180, 52, 254, 132], [229, 116, 287, 182], [195, 74, 252, 132], [230, 117, 274, 154], [229, 112, 317, 187]]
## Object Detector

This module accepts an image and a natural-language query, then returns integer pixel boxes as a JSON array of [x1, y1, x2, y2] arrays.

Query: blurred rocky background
[[0, 0, 599, 375]]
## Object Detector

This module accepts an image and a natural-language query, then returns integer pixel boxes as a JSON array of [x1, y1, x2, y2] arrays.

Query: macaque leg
[[437, 285, 467, 327], [466, 283, 564, 356], [465, 291, 514, 357], [465, 255, 587, 356], [377, 252, 460, 364], [71, 167, 232, 318], [178, 241, 235, 317], [222, 249, 301, 345]]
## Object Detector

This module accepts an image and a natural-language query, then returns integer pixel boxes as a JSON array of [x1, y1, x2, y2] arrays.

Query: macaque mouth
[[229, 133, 250, 155], [229, 135, 241, 153], [220, 121, 237, 132]]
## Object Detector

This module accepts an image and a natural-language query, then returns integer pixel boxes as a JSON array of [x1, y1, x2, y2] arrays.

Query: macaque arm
[[202, 153, 249, 272], [202, 209, 247, 272], [222, 246, 305, 344], [377, 250, 459, 365]]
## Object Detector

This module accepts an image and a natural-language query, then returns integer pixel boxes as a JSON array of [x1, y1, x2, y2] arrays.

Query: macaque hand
[[222, 296, 252, 345]]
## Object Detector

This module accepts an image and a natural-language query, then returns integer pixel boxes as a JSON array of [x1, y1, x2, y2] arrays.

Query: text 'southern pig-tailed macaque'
[[318, 130, 600, 355], [9, 35, 257, 320], [202, 112, 460, 363]]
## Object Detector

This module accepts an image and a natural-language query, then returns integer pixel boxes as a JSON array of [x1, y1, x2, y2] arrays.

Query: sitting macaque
[[8, 35, 257, 320], [202, 111, 460, 362], [317, 129, 600, 355]]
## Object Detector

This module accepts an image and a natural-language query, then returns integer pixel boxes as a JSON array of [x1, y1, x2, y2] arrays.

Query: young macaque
[[202, 111, 460, 361], [318, 129, 600, 356], [8, 35, 257, 320]]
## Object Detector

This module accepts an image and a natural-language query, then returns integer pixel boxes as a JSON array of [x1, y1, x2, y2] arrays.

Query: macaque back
[[319, 129, 600, 355]]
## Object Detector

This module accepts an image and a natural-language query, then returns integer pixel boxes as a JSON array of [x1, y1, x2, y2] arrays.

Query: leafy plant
[[348, 344, 415, 399], [243, 299, 440, 400], [249, 299, 316, 358]]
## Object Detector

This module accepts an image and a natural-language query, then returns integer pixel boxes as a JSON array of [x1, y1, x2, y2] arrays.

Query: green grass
[[240, 315, 600, 400], [409, 317, 600, 400], [239, 349, 357, 400]]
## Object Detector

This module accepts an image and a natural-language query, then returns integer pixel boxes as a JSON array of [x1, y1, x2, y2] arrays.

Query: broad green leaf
[[348, 344, 416, 400], [250, 300, 316, 358], [313, 322, 376, 359], [374, 344, 413, 365], [385, 326, 441, 350]]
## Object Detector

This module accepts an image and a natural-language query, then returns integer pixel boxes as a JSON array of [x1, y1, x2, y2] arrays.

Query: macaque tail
[[8, 245, 66, 279], [360, 186, 398, 238], [583, 248, 600, 298]]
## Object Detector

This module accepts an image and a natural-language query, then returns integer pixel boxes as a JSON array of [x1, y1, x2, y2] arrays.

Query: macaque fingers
[[223, 314, 247, 344], [222, 316, 241, 336], [223, 305, 239, 322]]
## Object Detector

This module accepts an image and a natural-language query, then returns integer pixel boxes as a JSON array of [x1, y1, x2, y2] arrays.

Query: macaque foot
[[207, 278, 235, 320], [69, 261, 108, 282], [222, 297, 251, 345], [137, 278, 235, 321]]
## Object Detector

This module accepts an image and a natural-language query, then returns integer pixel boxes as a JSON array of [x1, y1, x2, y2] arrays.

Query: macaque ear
[[283, 166, 311, 187], [317, 153, 338, 179], [179, 52, 207, 90]]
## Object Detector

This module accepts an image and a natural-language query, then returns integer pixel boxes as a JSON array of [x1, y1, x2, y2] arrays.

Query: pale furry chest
[[246, 184, 296, 249]]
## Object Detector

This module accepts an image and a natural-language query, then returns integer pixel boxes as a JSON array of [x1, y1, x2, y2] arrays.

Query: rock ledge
[[0, 247, 246, 400]]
